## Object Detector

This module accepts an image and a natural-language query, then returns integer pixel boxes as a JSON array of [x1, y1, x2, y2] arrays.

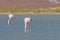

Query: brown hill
[[0, 0, 60, 9]]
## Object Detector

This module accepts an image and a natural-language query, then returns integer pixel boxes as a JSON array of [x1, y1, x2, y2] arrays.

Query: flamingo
[[24, 17, 32, 32], [8, 13, 14, 25]]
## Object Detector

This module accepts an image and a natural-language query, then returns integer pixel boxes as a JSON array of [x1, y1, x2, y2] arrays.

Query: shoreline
[[0, 12, 60, 15]]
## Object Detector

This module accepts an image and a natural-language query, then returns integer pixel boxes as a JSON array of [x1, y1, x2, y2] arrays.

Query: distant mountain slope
[[0, 0, 60, 9]]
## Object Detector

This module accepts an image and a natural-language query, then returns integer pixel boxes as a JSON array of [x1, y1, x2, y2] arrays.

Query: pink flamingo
[[8, 13, 14, 25], [24, 17, 32, 32]]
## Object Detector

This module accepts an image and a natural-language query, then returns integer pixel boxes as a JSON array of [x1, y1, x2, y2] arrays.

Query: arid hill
[[0, 0, 60, 9]]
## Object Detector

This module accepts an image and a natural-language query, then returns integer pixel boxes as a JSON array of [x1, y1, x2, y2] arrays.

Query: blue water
[[0, 14, 60, 40]]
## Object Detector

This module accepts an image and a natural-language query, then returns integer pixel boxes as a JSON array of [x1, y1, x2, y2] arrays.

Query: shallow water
[[0, 14, 60, 40]]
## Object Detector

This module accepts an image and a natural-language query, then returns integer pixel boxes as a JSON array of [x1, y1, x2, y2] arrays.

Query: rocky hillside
[[0, 0, 60, 9]]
